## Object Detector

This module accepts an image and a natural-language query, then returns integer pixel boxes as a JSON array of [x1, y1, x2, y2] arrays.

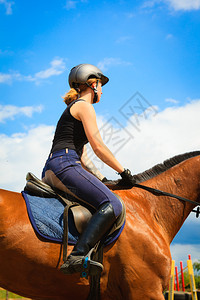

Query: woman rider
[[42, 64, 134, 275]]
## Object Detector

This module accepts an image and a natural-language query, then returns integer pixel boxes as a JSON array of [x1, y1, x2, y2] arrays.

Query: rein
[[133, 183, 200, 218]]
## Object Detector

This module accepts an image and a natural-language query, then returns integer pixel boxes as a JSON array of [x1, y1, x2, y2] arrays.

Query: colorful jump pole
[[175, 266, 180, 291], [168, 260, 175, 300], [187, 254, 198, 300], [180, 261, 185, 292]]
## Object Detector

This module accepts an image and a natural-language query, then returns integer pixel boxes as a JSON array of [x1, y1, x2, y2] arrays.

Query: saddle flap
[[70, 206, 92, 233]]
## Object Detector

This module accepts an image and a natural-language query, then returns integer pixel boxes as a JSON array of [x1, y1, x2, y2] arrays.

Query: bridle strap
[[133, 183, 200, 207]]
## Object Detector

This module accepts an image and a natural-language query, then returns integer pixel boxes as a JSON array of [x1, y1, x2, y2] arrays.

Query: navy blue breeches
[[42, 149, 122, 218]]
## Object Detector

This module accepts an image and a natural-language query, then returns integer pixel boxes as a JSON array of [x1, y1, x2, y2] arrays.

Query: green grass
[[0, 289, 29, 299]]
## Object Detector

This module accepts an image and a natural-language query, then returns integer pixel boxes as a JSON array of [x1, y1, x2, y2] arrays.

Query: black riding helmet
[[68, 64, 109, 103]]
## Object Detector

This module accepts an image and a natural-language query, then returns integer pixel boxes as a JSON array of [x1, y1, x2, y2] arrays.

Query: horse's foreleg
[[100, 247, 169, 300]]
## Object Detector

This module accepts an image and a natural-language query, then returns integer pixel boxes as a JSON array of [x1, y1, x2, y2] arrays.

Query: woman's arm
[[81, 145, 105, 181], [77, 102, 124, 174]]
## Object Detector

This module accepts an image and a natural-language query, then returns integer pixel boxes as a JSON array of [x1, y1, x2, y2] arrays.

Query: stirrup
[[60, 248, 103, 278]]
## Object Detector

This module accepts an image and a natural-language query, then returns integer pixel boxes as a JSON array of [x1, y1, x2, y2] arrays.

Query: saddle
[[25, 172, 126, 238]]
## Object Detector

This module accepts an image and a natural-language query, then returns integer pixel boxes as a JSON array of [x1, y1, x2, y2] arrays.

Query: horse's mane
[[133, 151, 200, 183]]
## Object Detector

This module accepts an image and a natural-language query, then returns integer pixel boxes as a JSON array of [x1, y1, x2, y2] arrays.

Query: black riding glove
[[102, 177, 108, 183], [102, 177, 115, 184], [118, 169, 136, 187]]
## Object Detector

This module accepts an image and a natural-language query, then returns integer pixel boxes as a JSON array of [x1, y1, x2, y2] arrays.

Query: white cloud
[[34, 58, 66, 80], [0, 104, 43, 123], [170, 244, 200, 264], [117, 99, 200, 173], [165, 97, 179, 104], [0, 58, 66, 85], [0, 73, 12, 83], [0, 0, 14, 15], [0, 125, 55, 191], [142, 0, 200, 11], [0, 71, 25, 83], [167, 0, 200, 11], [97, 57, 132, 72], [142, 0, 162, 9]]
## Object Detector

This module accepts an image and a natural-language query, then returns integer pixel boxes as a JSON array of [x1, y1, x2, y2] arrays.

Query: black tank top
[[51, 99, 88, 156]]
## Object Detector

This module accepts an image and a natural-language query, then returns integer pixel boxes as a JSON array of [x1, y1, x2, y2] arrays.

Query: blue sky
[[0, 0, 200, 268]]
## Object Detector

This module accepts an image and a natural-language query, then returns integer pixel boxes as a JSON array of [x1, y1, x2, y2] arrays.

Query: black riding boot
[[60, 202, 116, 276]]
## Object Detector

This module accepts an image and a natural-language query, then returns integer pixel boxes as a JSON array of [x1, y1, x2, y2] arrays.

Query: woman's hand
[[119, 169, 136, 187]]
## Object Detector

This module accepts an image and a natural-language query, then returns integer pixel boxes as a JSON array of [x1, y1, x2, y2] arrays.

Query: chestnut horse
[[0, 151, 200, 300]]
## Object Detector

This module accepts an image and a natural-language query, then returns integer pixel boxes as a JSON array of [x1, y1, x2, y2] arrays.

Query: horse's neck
[[141, 158, 200, 243]]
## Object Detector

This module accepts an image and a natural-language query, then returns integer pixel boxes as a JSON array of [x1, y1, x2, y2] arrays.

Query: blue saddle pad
[[22, 191, 125, 245]]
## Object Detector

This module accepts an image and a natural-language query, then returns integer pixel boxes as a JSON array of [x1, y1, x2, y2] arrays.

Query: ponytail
[[62, 78, 100, 106], [62, 88, 79, 105]]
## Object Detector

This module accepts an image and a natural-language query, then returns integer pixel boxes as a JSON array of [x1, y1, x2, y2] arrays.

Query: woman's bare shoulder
[[75, 101, 95, 114], [70, 100, 95, 121]]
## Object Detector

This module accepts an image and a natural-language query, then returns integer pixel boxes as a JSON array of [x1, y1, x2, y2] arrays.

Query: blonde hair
[[62, 78, 100, 105]]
